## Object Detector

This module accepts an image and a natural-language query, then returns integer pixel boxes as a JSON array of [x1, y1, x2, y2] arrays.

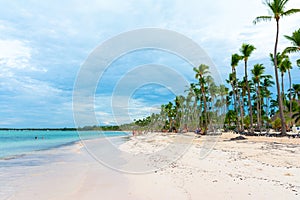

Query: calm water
[[0, 130, 130, 199], [0, 130, 129, 159]]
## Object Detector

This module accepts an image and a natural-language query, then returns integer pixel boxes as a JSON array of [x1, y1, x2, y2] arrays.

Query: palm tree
[[238, 79, 247, 131], [270, 98, 279, 117], [226, 73, 238, 126], [254, 0, 300, 134], [261, 75, 275, 127], [193, 64, 210, 132], [174, 95, 185, 129], [219, 84, 228, 114], [193, 64, 209, 132], [163, 102, 175, 131], [240, 43, 256, 132], [230, 53, 242, 130], [292, 84, 300, 100], [270, 52, 287, 98], [251, 64, 265, 131], [292, 105, 300, 124], [281, 56, 293, 117], [284, 28, 300, 66], [277, 54, 287, 98], [190, 83, 201, 129]]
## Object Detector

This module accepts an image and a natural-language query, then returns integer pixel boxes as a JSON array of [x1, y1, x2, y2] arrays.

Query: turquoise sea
[[0, 130, 129, 159], [0, 130, 130, 199]]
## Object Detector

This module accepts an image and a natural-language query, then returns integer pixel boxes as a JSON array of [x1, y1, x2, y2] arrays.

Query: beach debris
[[230, 136, 247, 141]]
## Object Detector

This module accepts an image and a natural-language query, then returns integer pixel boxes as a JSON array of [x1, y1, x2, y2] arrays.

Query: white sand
[[121, 132, 300, 199], [3, 133, 300, 200]]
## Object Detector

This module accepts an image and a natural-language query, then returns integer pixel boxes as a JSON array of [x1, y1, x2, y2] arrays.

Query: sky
[[0, 0, 299, 128]]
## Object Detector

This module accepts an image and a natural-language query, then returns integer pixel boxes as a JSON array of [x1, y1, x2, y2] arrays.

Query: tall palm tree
[[190, 83, 201, 128], [193, 64, 210, 131], [238, 79, 247, 131], [270, 52, 287, 98], [226, 73, 238, 125], [262, 75, 274, 116], [254, 0, 300, 134], [240, 43, 256, 132], [261, 75, 274, 128], [174, 95, 186, 129], [219, 84, 228, 113], [231, 53, 242, 130], [284, 28, 300, 66], [251, 64, 265, 131], [281, 56, 293, 117]]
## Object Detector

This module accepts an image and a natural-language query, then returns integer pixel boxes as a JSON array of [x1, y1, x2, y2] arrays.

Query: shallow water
[[0, 133, 130, 200], [0, 130, 129, 159]]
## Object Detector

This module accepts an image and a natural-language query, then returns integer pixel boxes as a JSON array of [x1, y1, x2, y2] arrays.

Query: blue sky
[[0, 0, 299, 128]]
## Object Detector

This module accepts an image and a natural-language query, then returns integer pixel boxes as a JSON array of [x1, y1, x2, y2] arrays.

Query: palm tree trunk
[[288, 70, 292, 121], [234, 91, 240, 131], [274, 19, 286, 134], [257, 83, 261, 132], [281, 73, 285, 100], [245, 61, 253, 133], [232, 84, 240, 131], [202, 85, 208, 133], [234, 78, 241, 132], [266, 96, 270, 128], [239, 91, 244, 131]]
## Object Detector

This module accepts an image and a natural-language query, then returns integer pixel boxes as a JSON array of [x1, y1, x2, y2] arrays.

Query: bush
[[272, 118, 281, 131]]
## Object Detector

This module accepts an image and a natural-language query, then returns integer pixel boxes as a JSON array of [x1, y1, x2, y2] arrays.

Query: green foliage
[[78, 125, 121, 131], [224, 110, 237, 126], [244, 116, 250, 129], [272, 118, 282, 130], [135, 116, 151, 127]]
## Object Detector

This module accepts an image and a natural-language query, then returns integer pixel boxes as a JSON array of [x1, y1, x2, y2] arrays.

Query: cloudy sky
[[0, 0, 299, 128]]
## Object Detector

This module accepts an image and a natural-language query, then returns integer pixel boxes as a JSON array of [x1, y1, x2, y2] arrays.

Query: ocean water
[[0, 130, 129, 159], [0, 130, 130, 199]]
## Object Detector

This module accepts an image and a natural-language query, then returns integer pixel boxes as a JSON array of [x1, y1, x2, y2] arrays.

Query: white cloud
[[0, 40, 31, 69], [91, 94, 162, 125], [0, 0, 299, 127], [0, 39, 46, 72]]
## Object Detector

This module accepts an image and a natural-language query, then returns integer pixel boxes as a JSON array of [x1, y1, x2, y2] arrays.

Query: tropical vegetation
[[131, 0, 300, 135]]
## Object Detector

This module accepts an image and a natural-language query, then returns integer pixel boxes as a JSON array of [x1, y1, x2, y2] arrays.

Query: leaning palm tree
[[254, 0, 300, 134], [240, 43, 256, 133], [284, 28, 300, 66]]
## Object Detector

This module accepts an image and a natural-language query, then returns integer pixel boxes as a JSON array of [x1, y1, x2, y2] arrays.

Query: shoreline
[[1, 132, 300, 199], [0, 131, 130, 160]]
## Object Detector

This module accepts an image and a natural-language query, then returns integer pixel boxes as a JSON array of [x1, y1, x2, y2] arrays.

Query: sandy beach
[[2, 132, 300, 200]]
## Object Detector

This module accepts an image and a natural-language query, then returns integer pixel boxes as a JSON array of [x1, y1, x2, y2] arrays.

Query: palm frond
[[282, 8, 300, 17], [284, 35, 297, 45], [253, 16, 272, 24], [283, 46, 299, 54], [297, 59, 300, 67]]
